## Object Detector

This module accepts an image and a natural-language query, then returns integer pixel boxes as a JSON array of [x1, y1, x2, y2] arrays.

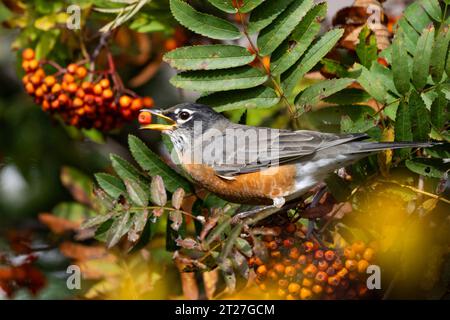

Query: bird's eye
[[178, 111, 191, 121]]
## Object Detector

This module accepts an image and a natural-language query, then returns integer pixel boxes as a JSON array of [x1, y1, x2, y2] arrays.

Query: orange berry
[[51, 100, 60, 109], [344, 247, 356, 259], [314, 250, 324, 260], [285, 223, 296, 233], [324, 250, 336, 261], [93, 84, 103, 95], [283, 238, 294, 248], [102, 89, 113, 100], [22, 74, 30, 85], [302, 278, 313, 288], [327, 276, 340, 287], [312, 284, 323, 295], [22, 48, 35, 61], [254, 257, 263, 266], [317, 260, 329, 271], [67, 63, 78, 74], [345, 259, 357, 272], [84, 94, 95, 105], [262, 56, 270, 71], [298, 255, 307, 265], [67, 83, 78, 93], [288, 247, 300, 260], [278, 279, 289, 288], [63, 73, 75, 83], [28, 59, 39, 71], [256, 264, 267, 277], [94, 96, 104, 106], [337, 267, 348, 278], [121, 108, 132, 119], [304, 241, 315, 252], [270, 250, 281, 259], [34, 87, 44, 97], [119, 95, 132, 108], [352, 241, 366, 254], [267, 270, 278, 280], [377, 57, 389, 67], [25, 83, 35, 94], [286, 294, 296, 300], [75, 66, 87, 79], [285, 266, 296, 277], [273, 263, 285, 275], [315, 271, 328, 283], [131, 98, 143, 111], [287, 282, 300, 294], [99, 78, 110, 89], [81, 81, 92, 91], [42, 100, 50, 111], [73, 97, 83, 108], [332, 259, 343, 270], [30, 75, 41, 86], [58, 94, 69, 104], [299, 288, 312, 300], [44, 76, 56, 87], [363, 248, 375, 262], [303, 264, 317, 278], [142, 96, 154, 108], [267, 240, 277, 250], [164, 38, 178, 51], [76, 89, 85, 99], [357, 259, 370, 273], [22, 60, 30, 72]]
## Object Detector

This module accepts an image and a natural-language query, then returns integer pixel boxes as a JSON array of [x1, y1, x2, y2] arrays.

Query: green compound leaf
[[270, 2, 326, 76], [412, 24, 435, 90], [128, 135, 192, 193], [257, 0, 314, 56], [247, 0, 294, 34], [170, 0, 241, 40], [163, 45, 255, 71], [170, 66, 268, 92], [207, 0, 237, 13], [282, 28, 343, 95], [198, 86, 280, 112]]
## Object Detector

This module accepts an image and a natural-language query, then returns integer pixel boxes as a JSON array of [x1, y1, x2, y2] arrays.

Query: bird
[[139, 103, 436, 212]]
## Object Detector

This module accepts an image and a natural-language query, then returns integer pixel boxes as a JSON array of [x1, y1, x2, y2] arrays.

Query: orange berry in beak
[[138, 111, 152, 125]]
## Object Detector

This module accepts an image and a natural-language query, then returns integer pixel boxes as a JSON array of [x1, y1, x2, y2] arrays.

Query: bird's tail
[[352, 141, 440, 153]]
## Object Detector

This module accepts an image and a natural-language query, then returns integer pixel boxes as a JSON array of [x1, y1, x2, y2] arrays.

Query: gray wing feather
[[206, 125, 367, 176]]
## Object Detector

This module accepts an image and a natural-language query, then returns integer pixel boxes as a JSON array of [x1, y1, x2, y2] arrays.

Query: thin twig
[[236, 6, 298, 124], [128, 205, 205, 222], [378, 179, 450, 204]]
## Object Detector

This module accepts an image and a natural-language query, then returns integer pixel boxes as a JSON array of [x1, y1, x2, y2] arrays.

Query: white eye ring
[[176, 109, 193, 123], [179, 111, 191, 120]]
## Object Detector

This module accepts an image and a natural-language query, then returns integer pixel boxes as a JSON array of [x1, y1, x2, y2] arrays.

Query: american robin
[[140, 103, 436, 210]]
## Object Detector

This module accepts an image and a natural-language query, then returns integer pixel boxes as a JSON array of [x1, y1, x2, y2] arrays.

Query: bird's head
[[139, 103, 227, 135]]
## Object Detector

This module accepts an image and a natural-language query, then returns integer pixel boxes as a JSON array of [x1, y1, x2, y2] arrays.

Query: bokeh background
[[0, 0, 445, 300]]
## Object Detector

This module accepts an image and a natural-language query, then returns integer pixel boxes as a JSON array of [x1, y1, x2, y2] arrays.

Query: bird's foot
[[309, 186, 328, 209], [306, 219, 316, 239]]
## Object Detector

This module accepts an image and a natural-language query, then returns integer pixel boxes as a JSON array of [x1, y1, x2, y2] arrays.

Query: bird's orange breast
[[183, 164, 297, 205]]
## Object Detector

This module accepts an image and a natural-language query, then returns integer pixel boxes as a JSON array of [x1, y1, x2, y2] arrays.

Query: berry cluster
[[249, 222, 377, 300], [21, 48, 154, 131]]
